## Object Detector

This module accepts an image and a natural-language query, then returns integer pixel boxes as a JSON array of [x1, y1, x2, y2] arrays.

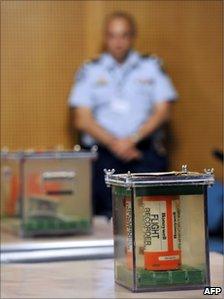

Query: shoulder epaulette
[[141, 53, 167, 74], [90, 57, 101, 64], [141, 53, 161, 62], [140, 53, 152, 59], [85, 55, 101, 65]]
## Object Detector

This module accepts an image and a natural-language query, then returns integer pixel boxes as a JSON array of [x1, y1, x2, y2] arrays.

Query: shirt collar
[[102, 50, 140, 71]]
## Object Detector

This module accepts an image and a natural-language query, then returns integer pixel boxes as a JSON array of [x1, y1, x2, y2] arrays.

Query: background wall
[[1, 0, 222, 179]]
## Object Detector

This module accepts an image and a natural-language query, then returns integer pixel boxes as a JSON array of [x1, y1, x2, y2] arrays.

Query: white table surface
[[1, 252, 223, 299]]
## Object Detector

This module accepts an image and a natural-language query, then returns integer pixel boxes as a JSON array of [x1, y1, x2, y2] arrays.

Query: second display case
[[1, 149, 96, 237]]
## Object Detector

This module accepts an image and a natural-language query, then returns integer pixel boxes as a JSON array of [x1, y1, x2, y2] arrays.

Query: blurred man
[[69, 11, 178, 218]]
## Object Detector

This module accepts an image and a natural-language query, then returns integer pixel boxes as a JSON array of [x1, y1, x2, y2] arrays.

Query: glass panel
[[112, 186, 134, 290], [22, 158, 92, 236], [134, 188, 207, 291], [180, 194, 206, 270]]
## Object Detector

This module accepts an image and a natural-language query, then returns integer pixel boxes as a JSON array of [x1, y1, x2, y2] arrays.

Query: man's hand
[[109, 138, 142, 162], [74, 108, 142, 162], [109, 102, 172, 162]]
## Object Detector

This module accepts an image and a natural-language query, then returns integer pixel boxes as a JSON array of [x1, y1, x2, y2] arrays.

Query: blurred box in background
[[1, 149, 96, 237]]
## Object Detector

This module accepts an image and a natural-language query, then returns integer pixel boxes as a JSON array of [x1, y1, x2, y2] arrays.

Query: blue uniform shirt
[[69, 50, 178, 146]]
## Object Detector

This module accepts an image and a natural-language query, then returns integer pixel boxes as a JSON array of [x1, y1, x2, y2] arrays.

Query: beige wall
[[1, 1, 222, 180]]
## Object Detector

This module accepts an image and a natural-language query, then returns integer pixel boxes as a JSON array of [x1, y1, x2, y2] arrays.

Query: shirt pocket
[[134, 77, 155, 97], [92, 85, 112, 109]]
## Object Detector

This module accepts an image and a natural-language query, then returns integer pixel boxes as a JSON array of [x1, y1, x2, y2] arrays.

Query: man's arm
[[73, 107, 141, 161], [132, 101, 172, 143], [74, 107, 115, 148], [118, 101, 172, 152]]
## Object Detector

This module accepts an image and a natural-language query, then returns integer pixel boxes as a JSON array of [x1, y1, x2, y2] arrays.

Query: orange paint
[[6, 175, 20, 216], [27, 173, 61, 196]]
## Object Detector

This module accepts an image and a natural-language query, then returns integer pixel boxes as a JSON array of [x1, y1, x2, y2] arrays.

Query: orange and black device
[[142, 195, 181, 271]]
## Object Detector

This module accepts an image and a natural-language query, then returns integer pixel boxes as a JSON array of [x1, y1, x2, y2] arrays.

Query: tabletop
[[1, 252, 223, 299]]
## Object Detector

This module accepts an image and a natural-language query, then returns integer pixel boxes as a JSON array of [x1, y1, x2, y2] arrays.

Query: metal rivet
[[181, 164, 188, 173], [90, 145, 98, 153], [73, 144, 81, 152], [204, 168, 214, 175]]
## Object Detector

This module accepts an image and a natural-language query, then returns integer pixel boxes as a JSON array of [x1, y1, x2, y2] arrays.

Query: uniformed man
[[69, 11, 178, 218]]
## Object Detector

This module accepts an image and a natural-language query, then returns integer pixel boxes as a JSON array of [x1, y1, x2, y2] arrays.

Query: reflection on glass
[[112, 188, 134, 289]]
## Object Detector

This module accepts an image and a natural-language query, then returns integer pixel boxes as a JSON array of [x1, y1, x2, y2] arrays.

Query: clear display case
[[1, 150, 96, 237], [104, 166, 214, 292]]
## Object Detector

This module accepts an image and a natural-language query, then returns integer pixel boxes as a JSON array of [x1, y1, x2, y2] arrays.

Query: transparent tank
[[1, 149, 96, 237], [105, 167, 214, 292]]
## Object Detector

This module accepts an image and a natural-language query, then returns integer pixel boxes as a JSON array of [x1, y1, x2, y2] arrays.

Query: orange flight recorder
[[143, 195, 181, 271]]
